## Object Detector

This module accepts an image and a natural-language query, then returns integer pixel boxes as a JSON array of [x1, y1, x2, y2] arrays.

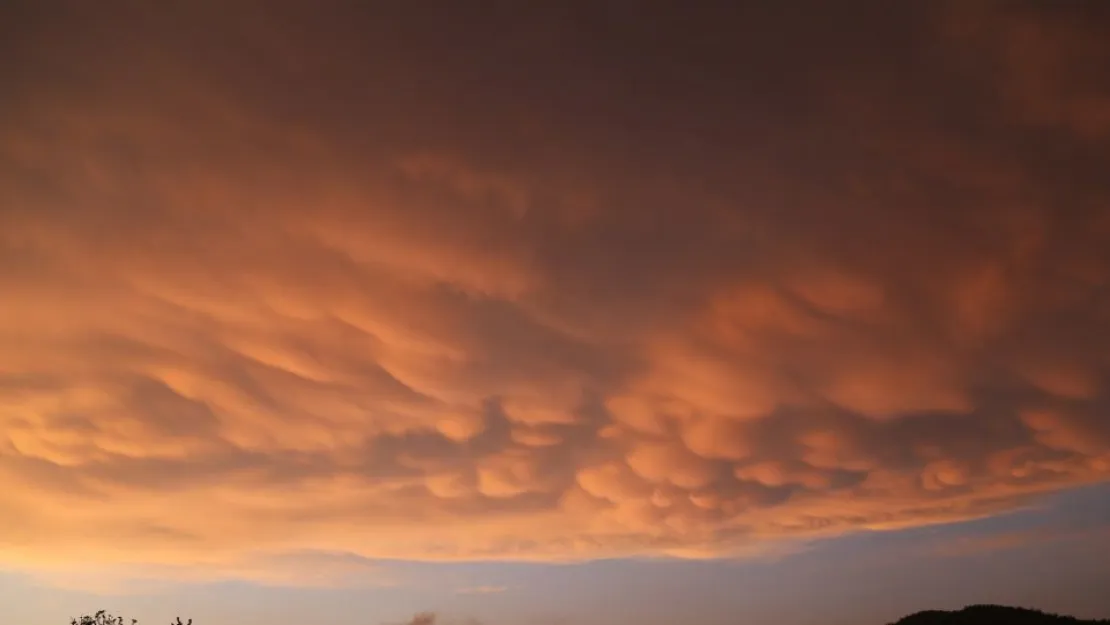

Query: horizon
[[2, 2, 1110, 624]]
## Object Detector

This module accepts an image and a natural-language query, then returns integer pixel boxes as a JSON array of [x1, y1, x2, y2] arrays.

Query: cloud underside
[[1, 1, 1110, 584]]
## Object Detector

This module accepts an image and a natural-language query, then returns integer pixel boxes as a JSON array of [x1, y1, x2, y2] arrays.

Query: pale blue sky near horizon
[[6, 483, 1108, 625]]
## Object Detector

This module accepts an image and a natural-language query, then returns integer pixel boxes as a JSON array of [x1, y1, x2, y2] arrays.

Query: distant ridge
[[891, 606, 1110, 625]]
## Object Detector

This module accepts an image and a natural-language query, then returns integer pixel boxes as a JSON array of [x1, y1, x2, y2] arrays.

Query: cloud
[[928, 528, 1058, 559], [1, 0, 1109, 586], [14, 550, 394, 594], [401, 614, 437, 625], [925, 524, 1110, 559], [456, 586, 508, 595]]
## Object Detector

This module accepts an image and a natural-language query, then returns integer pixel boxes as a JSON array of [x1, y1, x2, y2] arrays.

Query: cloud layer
[[2, 1, 1109, 582]]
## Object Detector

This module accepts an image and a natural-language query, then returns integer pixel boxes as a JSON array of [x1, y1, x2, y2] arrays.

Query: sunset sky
[[2, 2, 1110, 625]]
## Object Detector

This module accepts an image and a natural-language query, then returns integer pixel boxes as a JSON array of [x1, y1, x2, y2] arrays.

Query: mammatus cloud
[[1, 1, 1109, 586]]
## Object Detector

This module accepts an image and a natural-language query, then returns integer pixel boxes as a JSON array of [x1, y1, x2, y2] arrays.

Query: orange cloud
[[1, 0, 1109, 588]]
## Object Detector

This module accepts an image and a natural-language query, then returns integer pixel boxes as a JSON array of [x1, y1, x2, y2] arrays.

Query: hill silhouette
[[891, 606, 1110, 625], [68, 605, 1110, 625]]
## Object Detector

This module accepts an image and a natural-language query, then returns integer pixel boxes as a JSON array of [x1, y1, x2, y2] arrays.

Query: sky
[[1, 1, 1110, 625]]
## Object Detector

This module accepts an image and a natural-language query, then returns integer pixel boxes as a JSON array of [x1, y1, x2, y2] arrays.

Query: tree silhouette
[[891, 606, 1110, 625], [69, 612, 191, 625], [70, 611, 135, 625]]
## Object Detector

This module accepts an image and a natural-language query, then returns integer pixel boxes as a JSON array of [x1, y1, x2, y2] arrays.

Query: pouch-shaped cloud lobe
[[1, 1, 1109, 582]]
